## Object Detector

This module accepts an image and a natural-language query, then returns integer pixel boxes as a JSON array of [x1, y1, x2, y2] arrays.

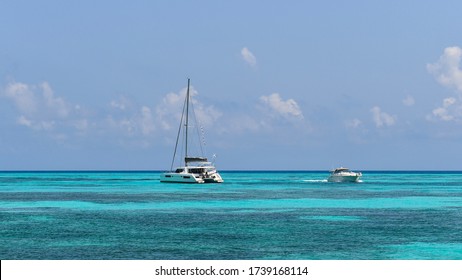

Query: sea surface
[[1, 171, 462, 260]]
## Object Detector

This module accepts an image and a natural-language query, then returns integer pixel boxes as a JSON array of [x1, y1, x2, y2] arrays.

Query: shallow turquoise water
[[1, 171, 462, 259]]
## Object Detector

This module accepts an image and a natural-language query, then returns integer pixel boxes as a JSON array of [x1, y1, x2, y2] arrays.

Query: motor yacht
[[327, 167, 362, 183]]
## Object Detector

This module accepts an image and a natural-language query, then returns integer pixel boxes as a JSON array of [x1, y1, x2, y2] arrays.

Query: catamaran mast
[[185, 78, 190, 167]]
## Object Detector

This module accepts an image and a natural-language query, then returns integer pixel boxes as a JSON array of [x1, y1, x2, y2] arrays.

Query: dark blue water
[[1, 171, 462, 259]]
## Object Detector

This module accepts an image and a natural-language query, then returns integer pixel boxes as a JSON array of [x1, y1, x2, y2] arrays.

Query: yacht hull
[[327, 175, 361, 183], [327, 167, 362, 183], [203, 173, 224, 183], [160, 173, 204, 183], [160, 171, 224, 184]]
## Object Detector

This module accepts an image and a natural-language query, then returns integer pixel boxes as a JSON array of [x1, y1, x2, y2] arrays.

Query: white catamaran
[[160, 79, 224, 184]]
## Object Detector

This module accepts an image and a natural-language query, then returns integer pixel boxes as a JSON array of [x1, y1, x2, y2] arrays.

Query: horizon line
[[1, 169, 462, 172]]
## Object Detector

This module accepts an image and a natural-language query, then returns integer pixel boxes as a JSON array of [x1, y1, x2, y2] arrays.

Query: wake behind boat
[[327, 167, 362, 183], [160, 79, 223, 184]]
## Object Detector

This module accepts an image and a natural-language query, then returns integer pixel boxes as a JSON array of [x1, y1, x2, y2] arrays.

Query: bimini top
[[185, 157, 208, 163], [331, 167, 351, 173]]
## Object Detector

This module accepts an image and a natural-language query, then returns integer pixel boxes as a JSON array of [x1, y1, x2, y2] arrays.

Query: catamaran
[[160, 79, 223, 184]]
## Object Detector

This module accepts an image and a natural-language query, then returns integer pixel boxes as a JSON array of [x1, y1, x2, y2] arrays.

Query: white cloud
[[402, 95, 415, 106], [427, 97, 462, 122], [104, 105, 157, 137], [370, 106, 396, 127], [3, 82, 38, 114], [41, 82, 70, 118], [241, 47, 257, 68], [260, 93, 304, 121], [427, 46, 462, 93], [2, 81, 76, 131], [427, 46, 462, 122], [4, 81, 72, 119], [193, 101, 222, 128], [156, 90, 187, 130]]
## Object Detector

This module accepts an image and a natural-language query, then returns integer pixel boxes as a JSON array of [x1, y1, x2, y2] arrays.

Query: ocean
[[1, 171, 462, 260]]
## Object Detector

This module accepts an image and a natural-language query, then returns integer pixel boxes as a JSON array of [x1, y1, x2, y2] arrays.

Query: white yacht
[[160, 79, 224, 184], [327, 167, 362, 183]]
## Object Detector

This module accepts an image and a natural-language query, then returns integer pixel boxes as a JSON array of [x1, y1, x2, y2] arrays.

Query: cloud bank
[[2, 80, 226, 147], [3, 81, 76, 132]]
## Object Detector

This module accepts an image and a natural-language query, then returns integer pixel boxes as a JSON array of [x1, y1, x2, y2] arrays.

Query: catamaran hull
[[160, 173, 204, 183], [203, 173, 224, 183], [160, 172, 224, 183]]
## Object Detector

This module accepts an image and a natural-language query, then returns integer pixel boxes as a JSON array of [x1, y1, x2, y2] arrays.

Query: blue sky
[[1, 0, 462, 170]]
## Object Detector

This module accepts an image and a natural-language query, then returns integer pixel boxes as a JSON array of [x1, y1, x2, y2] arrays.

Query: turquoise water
[[1, 171, 462, 259]]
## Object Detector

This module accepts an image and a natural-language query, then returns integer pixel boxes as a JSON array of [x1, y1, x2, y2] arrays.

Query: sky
[[1, 0, 462, 170]]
